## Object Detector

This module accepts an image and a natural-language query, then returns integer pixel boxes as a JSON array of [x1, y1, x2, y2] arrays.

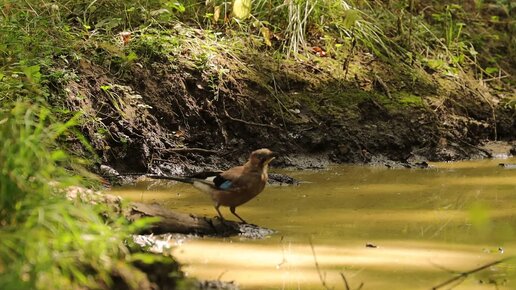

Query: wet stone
[[237, 223, 275, 239], [268, 173, 300, 185], [197, 280, 239, 290]]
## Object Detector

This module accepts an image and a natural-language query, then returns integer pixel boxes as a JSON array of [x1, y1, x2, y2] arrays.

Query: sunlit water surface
[[112, 158, 516, 289]]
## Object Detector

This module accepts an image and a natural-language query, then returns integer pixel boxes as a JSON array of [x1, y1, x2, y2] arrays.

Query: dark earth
[[59, 53, 515, 176]]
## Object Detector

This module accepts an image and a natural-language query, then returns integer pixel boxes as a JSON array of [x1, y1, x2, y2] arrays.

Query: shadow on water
[[111, 157, 516, 289]]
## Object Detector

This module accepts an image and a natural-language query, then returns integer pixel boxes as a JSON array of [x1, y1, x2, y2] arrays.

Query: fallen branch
[[128, 202, 275, 239], [128, 202, 242, 236], [432, 257, 513, 290]]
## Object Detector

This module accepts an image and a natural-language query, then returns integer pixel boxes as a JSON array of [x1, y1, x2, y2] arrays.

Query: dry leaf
[[119, 32, 132, 45], [260, 27, 272, 47], [233, 0, 251, 20], [214, 5, 221, 22]]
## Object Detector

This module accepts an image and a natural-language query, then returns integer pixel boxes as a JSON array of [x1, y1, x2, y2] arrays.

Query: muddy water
[[112, 158, 516, 289]]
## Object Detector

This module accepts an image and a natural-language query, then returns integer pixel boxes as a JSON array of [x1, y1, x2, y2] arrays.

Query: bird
[[145, 148, 278, 223]]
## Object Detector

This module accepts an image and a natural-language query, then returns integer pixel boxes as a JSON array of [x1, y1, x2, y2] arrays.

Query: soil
[[56, 39, 515, 175]]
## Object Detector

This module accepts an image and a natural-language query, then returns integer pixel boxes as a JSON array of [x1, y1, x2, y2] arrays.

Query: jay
[[147, 148, 277, 223]]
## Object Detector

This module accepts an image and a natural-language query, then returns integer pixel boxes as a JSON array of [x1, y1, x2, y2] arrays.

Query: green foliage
[[0, 104, 74, 219], [0, 102, 160, 289], [0, 0, 186, 99], [500, 95, 516, 110]]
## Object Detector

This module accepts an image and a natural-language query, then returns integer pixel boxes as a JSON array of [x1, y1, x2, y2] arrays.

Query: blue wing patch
[[213, 174, 233, 190], [219, 180, 233, 190]]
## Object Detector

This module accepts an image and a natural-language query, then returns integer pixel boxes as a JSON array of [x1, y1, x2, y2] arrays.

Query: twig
[[23, 0, 39, 16], [432, 257, 513, 290], [159, 147, 219, 154], [270, 73, 289, 128], [373, 73, 392, 100], [343, 36, 357, 79], [276, 235, 288, 268], [309, 237, 332, 290], [217, 270, 227, 281], [429, 260, 461, 274], [224, 111, 279, 129], [340, 272, 351, 290], [482, 75, 509, 82]]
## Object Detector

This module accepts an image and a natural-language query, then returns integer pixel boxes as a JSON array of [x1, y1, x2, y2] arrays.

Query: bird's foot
[[215, 215, 229, 225]]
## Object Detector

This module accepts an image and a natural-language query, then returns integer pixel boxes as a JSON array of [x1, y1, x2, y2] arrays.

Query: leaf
[[485, 67, 498, 75], [233, 0, 251, 20], [449, 4, 462, 11], [425, 58, 447, 70], [150, 8, 170, 16], [170, 2, 185, 13], [50, 150, 67, 162], [22, 65, 41, 84], [130, 253, 172, 264], [100, 85, 111, 92], [130, 253, 159, 264], [214, 5, 221, 22], [468, 46, 478, 56], [125, 51, 138, 62], [120, 32, 132, 45], [260, 27, 272, 47], [342, 9, 361, 29]]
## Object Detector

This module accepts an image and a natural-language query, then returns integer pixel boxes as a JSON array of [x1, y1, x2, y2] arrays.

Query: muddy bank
[[56, 32, 515, 174]]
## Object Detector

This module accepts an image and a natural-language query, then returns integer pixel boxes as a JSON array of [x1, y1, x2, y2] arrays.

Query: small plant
[[0, 102, 165, 289]]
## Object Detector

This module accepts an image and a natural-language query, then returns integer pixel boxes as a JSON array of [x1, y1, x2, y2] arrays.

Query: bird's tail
[[145, 175, 215, 194], [107, 173, 215, 195]]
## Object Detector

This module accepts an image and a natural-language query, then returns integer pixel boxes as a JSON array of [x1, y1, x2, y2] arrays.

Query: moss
[[281, 86, 377, 120], [396, 92, 424, 107], [327, 88, 376, 108]]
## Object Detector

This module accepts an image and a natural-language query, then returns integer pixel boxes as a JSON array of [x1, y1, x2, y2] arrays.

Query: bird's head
[[249, 148, 278, 168]]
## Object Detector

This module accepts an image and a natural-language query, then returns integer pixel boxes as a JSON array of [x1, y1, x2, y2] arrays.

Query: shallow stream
[[112, 158, 516, 289]]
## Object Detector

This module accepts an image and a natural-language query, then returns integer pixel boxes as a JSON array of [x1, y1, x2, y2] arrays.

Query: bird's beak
[[267, 152, 279, 162]]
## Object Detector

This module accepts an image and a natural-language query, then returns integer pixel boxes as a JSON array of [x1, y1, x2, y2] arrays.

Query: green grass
[[0, 102, 176, 290]]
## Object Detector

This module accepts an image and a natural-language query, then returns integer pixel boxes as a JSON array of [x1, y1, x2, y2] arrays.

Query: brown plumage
[[146, 148, 277, 223]]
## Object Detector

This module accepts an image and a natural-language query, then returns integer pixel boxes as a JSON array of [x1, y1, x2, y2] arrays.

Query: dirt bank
[[55, 28, 514, 174]]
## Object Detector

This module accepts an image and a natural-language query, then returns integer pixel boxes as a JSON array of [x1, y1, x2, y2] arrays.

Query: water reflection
[[112, 157, 516, 289], [172, 239, 511, 289]]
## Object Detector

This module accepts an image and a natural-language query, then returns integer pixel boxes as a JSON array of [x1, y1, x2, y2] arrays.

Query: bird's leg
[[230, 206, 247, 224], [214, 204, 226, 222]]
